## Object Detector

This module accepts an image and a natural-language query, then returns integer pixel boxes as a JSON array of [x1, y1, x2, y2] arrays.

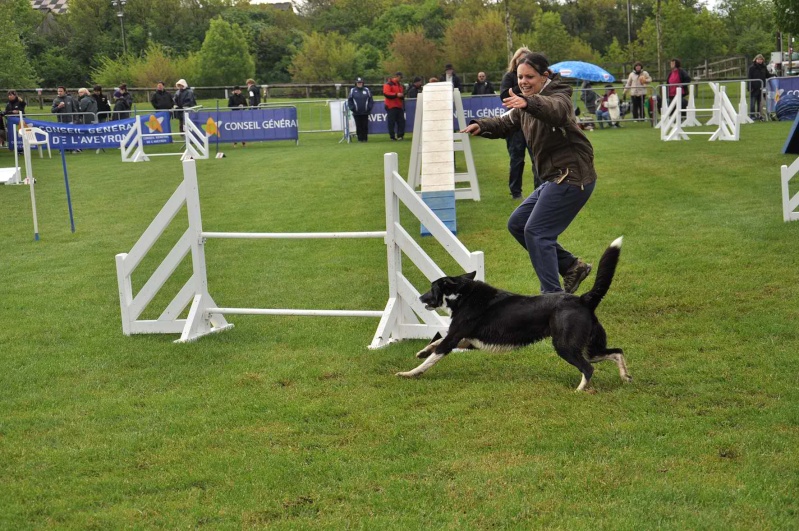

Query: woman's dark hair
[[671, 58, 681, 68], [518, 52, 551, 77]]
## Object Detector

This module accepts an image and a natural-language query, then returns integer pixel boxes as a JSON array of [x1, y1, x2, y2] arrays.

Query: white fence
[[120, 113, 208, 162], [781, 157, 799, 222], [115, 153, 484, 345], [659, 83, 740, 142]]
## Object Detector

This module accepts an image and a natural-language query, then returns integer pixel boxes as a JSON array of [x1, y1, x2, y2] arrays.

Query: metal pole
[[61, 149, 76, 233], [119, 13, 127, 54]]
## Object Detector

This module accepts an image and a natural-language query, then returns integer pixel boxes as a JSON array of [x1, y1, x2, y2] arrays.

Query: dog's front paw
[[622, 374, 633, 382], [395, 370, 419, 378]]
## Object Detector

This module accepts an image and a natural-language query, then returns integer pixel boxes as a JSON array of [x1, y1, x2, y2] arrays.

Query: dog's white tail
[[580, 237, 623, 312]]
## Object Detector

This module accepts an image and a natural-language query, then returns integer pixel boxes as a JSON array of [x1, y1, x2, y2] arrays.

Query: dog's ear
[[462, 271, 477, 280]]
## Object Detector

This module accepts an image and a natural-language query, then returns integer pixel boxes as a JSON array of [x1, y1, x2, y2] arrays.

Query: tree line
[[0, 0, 790, 90]]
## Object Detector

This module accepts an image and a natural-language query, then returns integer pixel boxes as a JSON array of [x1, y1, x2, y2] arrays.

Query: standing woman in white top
[[623, 62, 652, 120]]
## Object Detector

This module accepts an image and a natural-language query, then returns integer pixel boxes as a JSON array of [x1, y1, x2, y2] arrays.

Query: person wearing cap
[[406, 76, 423, 99], [472, 72, 495, 95], [246, 79, 261, 108], [439, 63, 463, 92], [228, 85, 248, 146], [92, 85, 111, 122], [112, 83, 132, 121], [347, 77, 374, 142], [461, 52, 597, 295], [150, 81, 173, 113], [173, 79, 196, 132], [383, 72, 405, 141]]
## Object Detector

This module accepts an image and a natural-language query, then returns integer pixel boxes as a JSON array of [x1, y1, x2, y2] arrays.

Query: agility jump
[[115, 154, 484, 346]]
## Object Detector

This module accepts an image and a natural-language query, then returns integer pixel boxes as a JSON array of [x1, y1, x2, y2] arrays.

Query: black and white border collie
[[396, 237, 630, 391]]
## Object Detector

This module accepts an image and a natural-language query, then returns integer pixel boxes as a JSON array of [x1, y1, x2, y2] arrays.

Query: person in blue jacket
[[347, 77, 374, 142]]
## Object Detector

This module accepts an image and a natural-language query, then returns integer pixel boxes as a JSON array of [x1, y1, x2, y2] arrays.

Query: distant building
[[30, 0, 68, 14]]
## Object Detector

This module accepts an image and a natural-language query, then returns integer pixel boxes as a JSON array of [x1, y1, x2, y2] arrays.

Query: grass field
[[2, 120, 798, 528]]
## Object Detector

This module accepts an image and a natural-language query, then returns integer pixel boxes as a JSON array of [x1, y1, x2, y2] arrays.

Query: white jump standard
[[115, 154, 485, 345]]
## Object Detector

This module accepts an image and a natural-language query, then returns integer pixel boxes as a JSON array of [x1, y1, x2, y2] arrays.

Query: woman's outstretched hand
[[461, 123, 481, 135], [502, 88, 528, 110]]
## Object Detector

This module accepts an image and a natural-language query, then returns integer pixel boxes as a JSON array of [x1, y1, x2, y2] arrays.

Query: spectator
[[150, 81, 173, 113], [500, 46, 539, 199], [93, 85, 111, 122], [662, 58, 691, 110], [623, 62, 651, 120], [383, 71, 405, 141], [246, 78, 261, 108], [596, 85, 621, 128], [173, 79, 196, 132], [462, 52, 596, 295], [112, 83, 133, 121], [0, 90, 27, 146], [440, 63, 463, 92], [748, 54, 772, 120], [52, 86, 79, 124], [472, 72, 495, 95], [6, 90, 26, 116], [347, 77, 374, 143], [77, 88, 98, 124], [228, 85, 247, 147], [406, 76, 423, 99], [1, 90, 24, 147]]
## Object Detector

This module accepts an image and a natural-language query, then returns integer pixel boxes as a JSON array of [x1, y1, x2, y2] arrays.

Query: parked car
[[768, 52, 799, 76]]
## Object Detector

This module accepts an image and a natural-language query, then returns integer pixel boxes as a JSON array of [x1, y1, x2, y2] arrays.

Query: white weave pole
[[682, 84, 702, 127], [738, 81, 754, 124], [21, 125, 40, 241]]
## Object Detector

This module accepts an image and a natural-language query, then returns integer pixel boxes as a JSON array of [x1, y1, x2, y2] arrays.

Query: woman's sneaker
[[563, 259, 592, 293]]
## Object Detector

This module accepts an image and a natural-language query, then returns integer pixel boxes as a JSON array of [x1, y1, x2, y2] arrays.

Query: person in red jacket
[[383, 72, 405, 140]]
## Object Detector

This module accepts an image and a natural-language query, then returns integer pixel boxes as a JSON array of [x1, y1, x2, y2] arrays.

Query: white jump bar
[[207, 307, 384, 317], [201, 231, 387, 239]]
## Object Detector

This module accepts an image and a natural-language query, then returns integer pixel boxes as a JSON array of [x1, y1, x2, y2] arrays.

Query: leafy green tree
[[289, 31, 359, 82], [718, 0, 775, 57], [442, 12, 508, 74], [520, 11, 596, 64], [196, 17, 255, 86], [0, 10, 38, 87], [383, 28, 443, 79], [773, 0, 799, 34]]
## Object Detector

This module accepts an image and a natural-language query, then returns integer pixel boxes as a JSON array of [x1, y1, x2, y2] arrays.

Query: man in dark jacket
[[150, 81, 173, 113], [93, 85, 111, 122], [440, 63, 463, 92], [347, 77, 374, 142], [77, 88, 98, 124], [472, 72, 495, 95], [748, 54, 772, 119], [228, 86, 248, 147], [52, 86, 79, 124], [246, 79, 261, 108], [406, 77, 423, 99], [112, 84, 133, 120]]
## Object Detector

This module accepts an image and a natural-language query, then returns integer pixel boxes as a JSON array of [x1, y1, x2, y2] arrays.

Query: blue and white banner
[[6, 112, 173, 150], [365, 95, 507, 135], [189, 107, 299, 143], [767, 77, 799, 112]]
